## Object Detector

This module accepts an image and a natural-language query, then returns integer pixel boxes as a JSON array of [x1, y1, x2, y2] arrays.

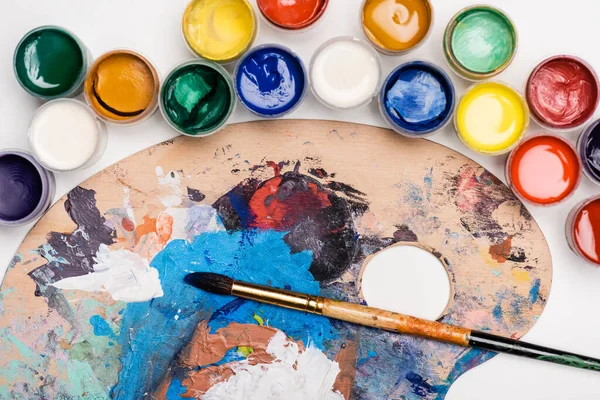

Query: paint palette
[[0, 120, 551, 399]]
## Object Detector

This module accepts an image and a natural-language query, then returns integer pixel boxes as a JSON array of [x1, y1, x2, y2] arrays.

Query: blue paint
[[89, 315, 116, 340], [529, 278, 541, 304], [112, 230, 336, 399], [493, 303, 503, 321], [381, 61, 455, 136], [235, 45, 306, 117], [165, 378, 187, 399], [405, 371, 441, 396]]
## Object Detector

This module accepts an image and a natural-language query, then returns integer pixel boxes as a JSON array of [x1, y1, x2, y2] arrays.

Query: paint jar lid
[[0, 149, 55, 227], [160, 59, 236, 137], [443, 5, 518, 81], [505, 134, 581, 206], [379, 60, 456, 138], [234, 44, 308, 118], [566, 195, 600, 266], [309, 37, 382, 110], [13, 25, 91, 100], [256, 0, 329, 32]]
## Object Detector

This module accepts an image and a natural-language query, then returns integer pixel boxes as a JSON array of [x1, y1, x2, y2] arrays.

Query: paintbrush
[[184, 272, 600, 372]]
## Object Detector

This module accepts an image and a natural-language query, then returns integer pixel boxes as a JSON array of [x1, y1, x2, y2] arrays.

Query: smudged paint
[[187, 187, 205, 202], [529, 279, 541, 304], [89, 315, 117, 339], [488, 236, 512, 263]]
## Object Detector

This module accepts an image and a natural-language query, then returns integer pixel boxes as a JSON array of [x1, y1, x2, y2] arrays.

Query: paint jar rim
[[504, 133, 581, 207], [159, 59, 236, 138], [566, 195, 600, 266], [234, 44, 308, 119], [378, 60, 456, 138], [256, 0, 329, 32], [181, 0, 258, 64], [309, 36, 383, 110], [442, 5, 518, 82], [360, 0, 434, 56], [28, 98, 108, 173], [454, 81, 530, 156], [84, 49, 161, 126], [525, 54, 600, 132], [577, 118, 600, 186], [13, 25, 91, 101], [0, 149, 55, 227]]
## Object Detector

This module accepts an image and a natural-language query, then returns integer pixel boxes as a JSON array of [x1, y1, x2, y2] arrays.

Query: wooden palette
[[0, 120, 551, 400]]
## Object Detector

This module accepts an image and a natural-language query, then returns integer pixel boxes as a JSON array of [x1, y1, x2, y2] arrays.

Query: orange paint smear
[[489, 236, 512, 263]]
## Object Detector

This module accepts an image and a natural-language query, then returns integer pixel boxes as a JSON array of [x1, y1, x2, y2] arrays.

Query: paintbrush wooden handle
[[322, 299, 470, 346]]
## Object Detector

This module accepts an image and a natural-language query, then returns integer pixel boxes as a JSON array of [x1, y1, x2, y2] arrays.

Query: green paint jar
[[14, 26, 91, 100], [443, 6, 517, 81], [160, 60, 235, 137]]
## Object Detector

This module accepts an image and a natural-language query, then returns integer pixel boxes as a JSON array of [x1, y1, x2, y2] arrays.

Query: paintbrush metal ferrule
[[231, 280, 325, 314]]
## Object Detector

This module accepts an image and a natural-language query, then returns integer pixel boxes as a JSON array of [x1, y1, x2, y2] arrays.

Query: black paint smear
[[187, 187, 206, 202], [325, 181, 367, 200], [92, 78, 145, 117], [508, 247, 527, 263], [28, 187, 116, 296], [393, 225, 418, 242], [308, 168, 336, 179]]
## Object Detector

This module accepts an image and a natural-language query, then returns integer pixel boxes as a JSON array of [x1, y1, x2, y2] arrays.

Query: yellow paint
[[456, 82, 528, 154], [512, 269, 530, 283], [183, 0, 256, 62], [237, 346, 254, 357], [252, 313, 264, 326]]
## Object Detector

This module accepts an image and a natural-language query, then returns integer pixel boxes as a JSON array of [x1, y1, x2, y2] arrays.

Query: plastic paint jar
[[443, 5, 517, 81], [14, 25, 91, 100], [28, 99, 107, 172], [257, 0, 329, 32], [455, 81, 529, 155], [566, 195, 600, 267], [379, 60, 455, 137], [505, 134, 581, 206], [0, 149, 55, 227], [526, 55, 599, 132], [160, 60, 235, 137], [234, 44, 307, 118], [310, 37, 382, 110]]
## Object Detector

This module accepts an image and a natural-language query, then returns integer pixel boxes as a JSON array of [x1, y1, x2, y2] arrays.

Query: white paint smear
[[161, 205, 224, 242], [156, 166, 183, 207], [52, 245, 164, 302], [202, 331, 344, 400]]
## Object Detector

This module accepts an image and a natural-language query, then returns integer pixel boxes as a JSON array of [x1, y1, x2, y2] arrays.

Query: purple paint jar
[[0, 150, 55, 227]]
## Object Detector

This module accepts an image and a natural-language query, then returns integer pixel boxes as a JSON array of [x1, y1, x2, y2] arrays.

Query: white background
[[2, 0, 600, 398]]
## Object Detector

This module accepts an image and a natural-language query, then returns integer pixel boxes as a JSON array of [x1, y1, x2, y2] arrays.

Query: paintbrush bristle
[[184, 272, 233, 295]]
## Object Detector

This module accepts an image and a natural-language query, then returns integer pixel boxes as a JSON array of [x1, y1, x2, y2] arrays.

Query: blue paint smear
[[111, 230, 336, 399], [529, 278, 541, 304], [382, 61, 455, 135], [434, 348, 496, 399], [165, 378, 187, 400], [235, 46, 306, 117], [493, 303, 503, 321], [405, 371, 441, 396], [89, 315, 116, 340]]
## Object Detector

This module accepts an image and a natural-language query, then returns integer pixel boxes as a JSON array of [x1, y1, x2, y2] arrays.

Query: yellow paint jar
[[455, 82, 529, 155], [182, 0, 257, 63]]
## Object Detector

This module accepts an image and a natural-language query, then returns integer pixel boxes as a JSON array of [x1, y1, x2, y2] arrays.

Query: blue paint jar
[[379, 61, 456, 137], [234, 44, 307, 118]]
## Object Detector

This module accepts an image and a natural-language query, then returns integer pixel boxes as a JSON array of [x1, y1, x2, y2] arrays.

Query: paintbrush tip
[[184, 272, 233, 295]]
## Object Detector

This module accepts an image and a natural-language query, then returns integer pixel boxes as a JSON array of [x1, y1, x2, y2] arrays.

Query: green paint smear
[[162, 64, 233, 135], [253, 313, 264, 326], [237, 346, 254, 357], [14, 27, 84, 97], [451, 9, 515, 74], [538, 354, 600, 371]]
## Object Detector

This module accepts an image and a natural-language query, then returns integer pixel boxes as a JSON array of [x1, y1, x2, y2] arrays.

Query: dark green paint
[[14, 26, 86, 98], [161, 62, 234, 136]]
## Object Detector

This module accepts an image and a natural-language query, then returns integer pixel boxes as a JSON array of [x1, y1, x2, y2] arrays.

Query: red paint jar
[[257, 0, 329, 31], [567, 195, 600, 266]]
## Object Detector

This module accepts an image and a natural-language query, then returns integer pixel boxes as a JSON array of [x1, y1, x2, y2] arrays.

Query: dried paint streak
[[529, 279, 541, 304], [489, 236, 512, 263]]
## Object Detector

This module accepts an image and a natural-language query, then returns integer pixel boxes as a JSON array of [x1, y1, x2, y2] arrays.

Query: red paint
[[526, 56, 599, 129], [121, 217, 135, 232], [257, 0, 328, 30], [574, 198, 600, 265], [508, 135, 580, 205]]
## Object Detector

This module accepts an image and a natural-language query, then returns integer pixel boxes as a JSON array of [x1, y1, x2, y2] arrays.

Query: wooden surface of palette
[[0, 120, 552, 400]]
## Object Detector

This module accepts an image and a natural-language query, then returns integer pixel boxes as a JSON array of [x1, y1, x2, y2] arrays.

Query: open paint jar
[[84, 50, 160, 125], [578, 119, 600, 186], [234, 44, 307, 118], [379, 60, 455, 137], [526, 55, 599, 132], [566, 195, 600, 266], [455, 81, 529, 155], [505, 134, 581, 206], [28, 99, 107, 172], [443, 5, 517, 81], [160, 60, 235, 137], [361, 0, 433, 55], [257, 0, 329, 32], [310, 37, 382, 110], [0, 150, 55, 227], [14, 25, 91, 100], [182, 0, 257, 63]]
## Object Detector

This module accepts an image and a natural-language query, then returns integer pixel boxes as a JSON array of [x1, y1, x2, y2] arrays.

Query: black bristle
[[184, 272, 233, 295]]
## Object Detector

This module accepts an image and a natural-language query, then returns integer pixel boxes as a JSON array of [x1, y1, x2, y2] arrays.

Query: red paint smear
[[574, 198, 600, 265], [509, 136, 580, 205], [526, 56, 599, 128], [257, 0, 328, 29], [121, 217, 135, 232]]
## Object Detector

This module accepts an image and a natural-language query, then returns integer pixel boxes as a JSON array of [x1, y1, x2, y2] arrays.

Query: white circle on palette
[[310, 37, 382, 109], [28, 99, 107, 172], [360, 244, 451, 321]]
